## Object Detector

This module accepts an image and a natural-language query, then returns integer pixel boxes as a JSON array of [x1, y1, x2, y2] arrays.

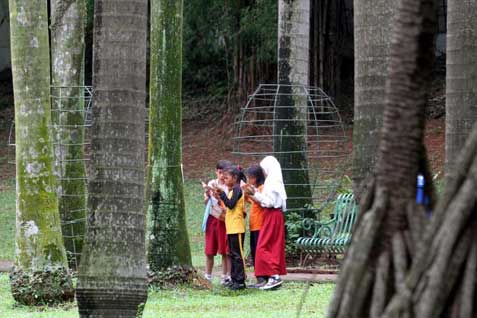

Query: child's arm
[[219, 185, 242, 209]]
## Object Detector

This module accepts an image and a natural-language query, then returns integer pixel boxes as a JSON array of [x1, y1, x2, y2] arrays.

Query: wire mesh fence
[[233, 84, 349, 214], [50, 85, 92, 269], [8, 86, 93, 269]]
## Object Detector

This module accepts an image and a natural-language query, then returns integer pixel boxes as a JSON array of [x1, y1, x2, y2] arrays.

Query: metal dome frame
[[233, 83, 348, 214]]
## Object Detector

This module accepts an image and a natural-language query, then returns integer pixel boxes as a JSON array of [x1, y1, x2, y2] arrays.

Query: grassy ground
[[0, 178, 335, 317], [0, 178, 15, 261]]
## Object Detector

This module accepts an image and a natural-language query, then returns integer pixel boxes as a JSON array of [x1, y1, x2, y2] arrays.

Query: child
[[216, 165, 247, 290], [245, 165, 267, 288], [203, 160, 232, 285], [243, 156, 287, 290]]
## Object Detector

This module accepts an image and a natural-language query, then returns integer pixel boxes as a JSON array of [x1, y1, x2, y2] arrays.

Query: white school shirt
[[208, 179, 228, 219], [252, 187, 286, 211]]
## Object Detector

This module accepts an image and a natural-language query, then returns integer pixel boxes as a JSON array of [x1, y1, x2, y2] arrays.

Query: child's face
[[248, 175, 257, 187], [216, 169, 224, 182], [223, 172, 236, 187]]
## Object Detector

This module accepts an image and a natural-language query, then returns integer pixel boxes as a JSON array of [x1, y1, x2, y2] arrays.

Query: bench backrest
[[330, 193, 358, 239]]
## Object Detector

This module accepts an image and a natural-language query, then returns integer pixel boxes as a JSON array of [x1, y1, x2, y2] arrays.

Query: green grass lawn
[[0, 178, 15, 261], [0, 178, 335, 317]]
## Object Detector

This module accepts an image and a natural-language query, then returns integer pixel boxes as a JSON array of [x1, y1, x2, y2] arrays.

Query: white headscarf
[[260, 156, 287, 211]]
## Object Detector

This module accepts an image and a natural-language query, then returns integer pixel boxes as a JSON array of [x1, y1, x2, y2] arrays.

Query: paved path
[[0, 260, 13, 272], [207, 267, 338, 283], [0, 261, 338, 283]]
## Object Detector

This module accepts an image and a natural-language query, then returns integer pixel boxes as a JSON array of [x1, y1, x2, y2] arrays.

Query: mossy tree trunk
[[76, 0, 149, 317], [329, 0, 436, 316], [50, 0, 87, 271], [445, 0, 477, 176], [351, 0, 396, 200], [274, 0, 313, 214], [146, 0, 192, 272], [8, 0, 73, 305]]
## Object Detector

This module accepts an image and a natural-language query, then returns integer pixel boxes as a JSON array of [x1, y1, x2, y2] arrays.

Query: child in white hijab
[[252, 156, 287, 211], [243, 156, 287, 290]]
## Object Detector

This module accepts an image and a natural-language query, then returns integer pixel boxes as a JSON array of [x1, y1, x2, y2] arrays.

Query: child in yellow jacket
[[215, 165, 247, 290]]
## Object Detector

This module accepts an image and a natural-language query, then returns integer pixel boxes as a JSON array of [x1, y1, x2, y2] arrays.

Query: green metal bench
[[296, 193, 358, 265]]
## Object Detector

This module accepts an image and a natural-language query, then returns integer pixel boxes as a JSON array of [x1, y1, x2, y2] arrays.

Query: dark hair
[[246, 165, 265, 186], [216, 160, 232, 170], [224, 165, 247, 184]]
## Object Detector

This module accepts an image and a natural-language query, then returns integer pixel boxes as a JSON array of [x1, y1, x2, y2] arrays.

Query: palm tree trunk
[[50, 0, 87, 271], [76, 0, 149, 316], [274, 0, 313, 213], [445, 0, 477, 175], [351, 0, 396, 200], [8, 0, 73, 305], [329, 0, 436, 316], [146, 0, 192, 271]]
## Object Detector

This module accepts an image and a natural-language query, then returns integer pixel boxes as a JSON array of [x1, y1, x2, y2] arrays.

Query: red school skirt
[[204, 216, 228, 256], [254, 208, 287, 277]]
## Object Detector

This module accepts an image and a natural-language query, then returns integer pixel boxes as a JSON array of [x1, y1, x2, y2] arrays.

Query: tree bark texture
[[76, 0, 149, 317], [50, 0, 87, 271], [329, 0, 436, 316], [351, 0, 396, 200], [8, 0, 73, 305], [274, 0, 313, 213], [445, 0, 477, 176], [382, 127, 477, 318], [146, 0, 192, 272]]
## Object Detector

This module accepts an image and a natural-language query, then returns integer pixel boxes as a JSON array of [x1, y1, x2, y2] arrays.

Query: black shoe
[[228, 282, 246, 290], [260, 277, 283, 290], [221, 278, 233, 287]]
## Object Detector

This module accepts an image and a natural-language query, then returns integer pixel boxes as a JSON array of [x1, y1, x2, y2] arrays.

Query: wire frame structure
[[8, 86, 93, 269], [50, 85, 92, 269], [233, 84, 348, 214]]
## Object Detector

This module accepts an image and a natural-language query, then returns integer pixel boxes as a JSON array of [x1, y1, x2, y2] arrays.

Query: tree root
[[328, 188, 388, 318], [370, 251, 390, 318]]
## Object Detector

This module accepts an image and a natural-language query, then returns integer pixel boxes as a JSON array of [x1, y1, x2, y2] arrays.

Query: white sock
[[205, 273, 212, 281]]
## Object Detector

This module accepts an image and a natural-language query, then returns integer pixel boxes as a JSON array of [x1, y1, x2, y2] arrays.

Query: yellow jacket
[[220, 185, 246, 234]]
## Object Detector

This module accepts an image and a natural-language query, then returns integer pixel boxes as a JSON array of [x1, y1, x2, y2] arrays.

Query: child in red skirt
[[243, 156, 287, 290], [203, 160, 232, 285]]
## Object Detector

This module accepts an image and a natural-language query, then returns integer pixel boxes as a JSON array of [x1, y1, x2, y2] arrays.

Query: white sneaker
[[260, 276, 283, 290], [204, 274, 213, 282]]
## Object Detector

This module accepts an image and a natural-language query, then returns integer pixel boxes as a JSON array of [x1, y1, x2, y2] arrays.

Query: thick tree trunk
[[146, 0, 192, 272], [329, 0, 436, 316], [274, 0, 313, 213], [379, 1, 477, 317], [76, 0, 149, 317], [445, 0, 477, 175], [8, 0, 73, 305], [50, 0, 87, 271], [351, 0, 396, 200], [382, 126, 477, 318]]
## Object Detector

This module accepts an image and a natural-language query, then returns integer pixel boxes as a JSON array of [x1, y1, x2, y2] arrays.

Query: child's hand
[[242, 183, 255, 196], [212, 188, 222, 199]]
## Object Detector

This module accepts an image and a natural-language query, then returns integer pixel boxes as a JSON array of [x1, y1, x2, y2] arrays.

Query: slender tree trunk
[[146, 0, 192, 272], [8, 0, 73, 305], [329, 0, 436, 316], [274, 0, 313, 213], [445, 0, 477, 175], [50, 0, 87, 271], [76, 0, 149, 316], [351, 0, 396, 200]]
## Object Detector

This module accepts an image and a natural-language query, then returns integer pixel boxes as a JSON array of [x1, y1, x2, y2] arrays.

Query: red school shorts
[[205, 216, 228, 256]]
